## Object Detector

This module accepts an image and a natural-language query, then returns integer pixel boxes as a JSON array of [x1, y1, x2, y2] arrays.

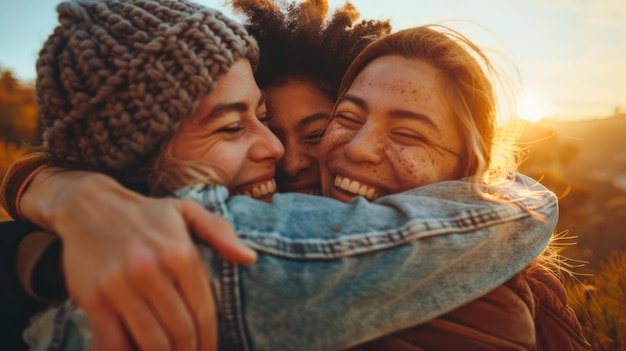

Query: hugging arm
[[31, 175, 556, 351], [10, 163, 557, 351], [1, 155, 257, 351], [181, 175, 557, 350]]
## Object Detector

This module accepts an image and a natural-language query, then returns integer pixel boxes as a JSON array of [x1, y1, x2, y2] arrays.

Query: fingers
[[45, 189, 227, 351], [130, 253, 198, 351], [97, 245, 214, 351], [161, 244, 218, 351], [100, 258, 172, 351], [88, 302, 134, 351], [178, 199, 257, 264]]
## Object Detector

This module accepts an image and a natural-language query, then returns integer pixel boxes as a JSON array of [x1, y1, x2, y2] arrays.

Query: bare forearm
[[20, 168, 140, 238], [17, 167, 255, 351]]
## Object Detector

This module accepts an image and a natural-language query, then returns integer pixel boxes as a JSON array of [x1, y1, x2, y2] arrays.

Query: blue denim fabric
[[24, 300, 91, 351], [24, 173, 557, 351]]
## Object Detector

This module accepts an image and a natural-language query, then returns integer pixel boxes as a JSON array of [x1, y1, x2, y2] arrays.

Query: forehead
[[185, 59, 263, 126], [265, 77, 334, 132], [349, 55, 445, 103], [208, 59, 260, 104], [265, 77, 333, 109]]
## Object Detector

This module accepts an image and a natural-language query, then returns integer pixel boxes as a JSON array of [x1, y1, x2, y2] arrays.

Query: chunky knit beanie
[[37, 0, 259, 176]]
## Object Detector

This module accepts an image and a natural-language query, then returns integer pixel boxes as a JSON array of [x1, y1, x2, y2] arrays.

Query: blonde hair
[[147, 139, 223, 197]]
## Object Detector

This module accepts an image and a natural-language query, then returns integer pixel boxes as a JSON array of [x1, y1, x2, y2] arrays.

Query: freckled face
[[265, 77, 333, 195], [320, 55, 463, 202], [170, 59, 285, 202]]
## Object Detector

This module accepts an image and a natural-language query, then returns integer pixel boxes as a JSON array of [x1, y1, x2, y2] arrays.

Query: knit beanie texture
[[37, 0, 259, 174]]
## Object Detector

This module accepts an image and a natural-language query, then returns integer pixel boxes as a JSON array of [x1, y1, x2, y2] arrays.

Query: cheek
[[320, 123, 353, 159], [212, 140, 250, 166], [171, 132, 205, 162], [301, 143, 322, 162], [171, 132, 251, 184], [204, 141, 254, 188], [387, 148, 458, 190]]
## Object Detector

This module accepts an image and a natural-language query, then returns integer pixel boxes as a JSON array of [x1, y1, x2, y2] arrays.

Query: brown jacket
[[0, 152, 49, 220], [350, 265, 591, 351]]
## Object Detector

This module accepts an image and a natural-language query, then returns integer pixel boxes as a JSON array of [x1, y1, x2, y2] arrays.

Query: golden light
[[517, 90, 554, 122]]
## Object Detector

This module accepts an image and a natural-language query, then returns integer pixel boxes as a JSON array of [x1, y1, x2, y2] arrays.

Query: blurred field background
[[0, 69, 38, 221], [1, 67, 625, 349]]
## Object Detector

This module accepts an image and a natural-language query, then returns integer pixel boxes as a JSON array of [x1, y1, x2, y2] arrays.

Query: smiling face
[[169, 59, 285, 202], [265, 76, 333, 195], [321, 55, 463, 202]]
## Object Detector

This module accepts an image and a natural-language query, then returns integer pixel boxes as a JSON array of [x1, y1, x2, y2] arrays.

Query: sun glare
[[517, 90, 554, 122]]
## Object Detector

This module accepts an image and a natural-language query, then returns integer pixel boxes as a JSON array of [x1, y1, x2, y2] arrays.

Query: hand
[[21, 168, 257, 351]]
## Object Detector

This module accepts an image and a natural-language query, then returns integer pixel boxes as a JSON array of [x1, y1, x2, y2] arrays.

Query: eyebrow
[[201, 91, 266, 124], [297, 112, 330, 128], [338, 93, 441, 133]]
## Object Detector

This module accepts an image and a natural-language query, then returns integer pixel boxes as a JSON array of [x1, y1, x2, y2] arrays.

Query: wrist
[[14, 163, 49, 220], [21, 169, 122, 232]]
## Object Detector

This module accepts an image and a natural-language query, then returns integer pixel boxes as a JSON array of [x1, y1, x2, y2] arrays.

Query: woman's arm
[[178, 174, 556, 350], [6, 165, 258, 351], [28, 173, 556, 351]]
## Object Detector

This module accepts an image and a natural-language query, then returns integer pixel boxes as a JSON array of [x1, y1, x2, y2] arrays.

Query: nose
[[250, 124, 285, 163], [278, 140, 313, 178], [343, 125, 384, 164]]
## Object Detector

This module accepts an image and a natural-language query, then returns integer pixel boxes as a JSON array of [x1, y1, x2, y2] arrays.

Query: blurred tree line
[[0, 67, 39, 220], [0, 68, 39, 144]]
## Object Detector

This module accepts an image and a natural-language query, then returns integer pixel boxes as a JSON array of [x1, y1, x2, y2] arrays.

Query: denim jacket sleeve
[[24, 173, 556, 351], [175, 173, 558, 351]]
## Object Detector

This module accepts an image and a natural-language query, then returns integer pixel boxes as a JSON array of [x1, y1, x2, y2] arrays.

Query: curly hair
[[230, 0, 391, 98]]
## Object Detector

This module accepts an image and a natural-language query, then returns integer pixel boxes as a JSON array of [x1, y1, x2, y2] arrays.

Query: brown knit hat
[[37, 0, 259, 177]]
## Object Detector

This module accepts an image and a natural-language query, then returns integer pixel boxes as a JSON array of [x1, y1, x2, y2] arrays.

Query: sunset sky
[[1, 0, 624, 121]]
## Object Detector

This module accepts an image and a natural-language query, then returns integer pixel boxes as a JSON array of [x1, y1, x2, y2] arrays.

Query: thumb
[[176, 199, 257, 264]]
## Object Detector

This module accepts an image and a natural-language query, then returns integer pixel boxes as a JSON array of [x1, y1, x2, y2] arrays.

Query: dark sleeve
[[0, 152, 49, 220], [0, 221, 48, 351]]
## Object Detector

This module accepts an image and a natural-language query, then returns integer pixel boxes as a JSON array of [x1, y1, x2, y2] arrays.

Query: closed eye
[[217, 124, 244, 134], [303, 130, 325, 145], [335, 114, 363, 129], [390, 131, 427, 145], [391, 131, 461, 158], [258, 115, 274, 127]]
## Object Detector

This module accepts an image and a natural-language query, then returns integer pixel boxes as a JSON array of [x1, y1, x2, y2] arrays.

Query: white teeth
[[237, 179, 277, 198], [268, 180, 276, 193], [340, 177, 350, 189], [334, 175, 381, 200], [348, 181, 359, 193], [358, 185, 368, 196]]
